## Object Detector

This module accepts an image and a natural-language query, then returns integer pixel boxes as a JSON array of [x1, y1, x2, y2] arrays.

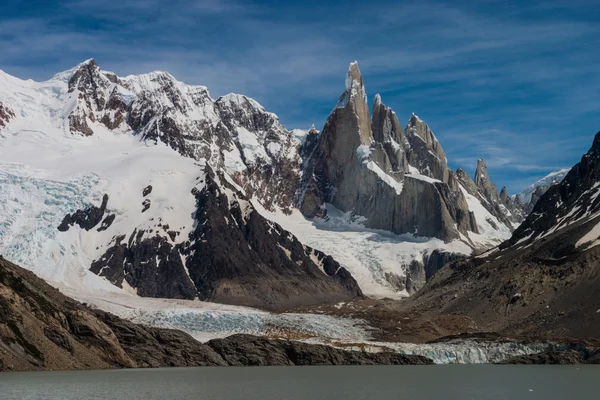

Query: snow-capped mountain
[[517, 168, 570, 213], [0, 59, 525, 302]]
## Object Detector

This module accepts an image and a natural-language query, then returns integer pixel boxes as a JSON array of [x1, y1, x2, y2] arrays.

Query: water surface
[[1, 365, 597, 400]]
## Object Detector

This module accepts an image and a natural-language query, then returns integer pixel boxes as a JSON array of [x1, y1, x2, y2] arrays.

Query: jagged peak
[[53, 58, 98, 83], [456, 167, 475, 183], [406, 113, 428, 130]]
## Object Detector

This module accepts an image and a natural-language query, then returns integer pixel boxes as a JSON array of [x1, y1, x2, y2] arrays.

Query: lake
[[1, 365, 597, 400]]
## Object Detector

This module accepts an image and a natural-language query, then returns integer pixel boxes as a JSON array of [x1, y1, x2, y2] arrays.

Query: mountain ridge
[[0, 59, 528, 302]]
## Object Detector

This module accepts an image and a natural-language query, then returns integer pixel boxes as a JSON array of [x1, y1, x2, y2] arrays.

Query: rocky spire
[[337, 61, 372, 145], [474, 158, 499, 201], [405, 114, 446, 164], [499, 186, 510, 205], [299, 62, 479, 241], [402, 114, 451, 183]]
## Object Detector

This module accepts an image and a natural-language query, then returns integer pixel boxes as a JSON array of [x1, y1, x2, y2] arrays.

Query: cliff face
[[300, 62, 479, 242]]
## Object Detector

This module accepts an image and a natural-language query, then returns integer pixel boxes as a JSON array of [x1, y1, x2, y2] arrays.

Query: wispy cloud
[[0, 0, 598, 192]]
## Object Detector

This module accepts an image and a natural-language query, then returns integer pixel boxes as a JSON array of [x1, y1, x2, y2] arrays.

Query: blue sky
[[1, 0, 599, 193]]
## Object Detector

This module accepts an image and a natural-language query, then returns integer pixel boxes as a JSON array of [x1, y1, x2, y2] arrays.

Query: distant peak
[[373, 93, 382, 105]]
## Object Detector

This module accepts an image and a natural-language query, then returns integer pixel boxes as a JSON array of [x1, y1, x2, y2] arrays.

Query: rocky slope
[[406, 131, 600, 340], [0, 257, 433, 371]]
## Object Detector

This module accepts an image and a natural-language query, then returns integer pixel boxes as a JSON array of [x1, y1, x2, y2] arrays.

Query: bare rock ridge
[[61, 166, 363, 311], [409, 130, 600, 340], [0, 257, 431, 371], [300, 62, 483, 242]]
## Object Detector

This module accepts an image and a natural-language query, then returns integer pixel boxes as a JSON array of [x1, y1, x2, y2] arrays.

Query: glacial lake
[[1, 365, 597, 400]]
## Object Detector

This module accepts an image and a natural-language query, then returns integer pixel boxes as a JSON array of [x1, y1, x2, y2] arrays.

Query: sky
[[0, 0, 599, 193]]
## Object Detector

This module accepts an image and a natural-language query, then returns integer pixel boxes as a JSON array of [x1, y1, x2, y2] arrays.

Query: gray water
[[0, 365, 597, 400]]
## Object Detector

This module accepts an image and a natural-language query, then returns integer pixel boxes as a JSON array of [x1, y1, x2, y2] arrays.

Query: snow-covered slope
[[0, 59, 518, 301]]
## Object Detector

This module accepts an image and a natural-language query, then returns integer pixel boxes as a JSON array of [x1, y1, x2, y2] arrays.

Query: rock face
[[0, 101, 14, 130], [66, 59, 130, 136], [408, 131, 600, 340], [300, 62, 479, 242], [0, 258, 431, 372], [79, 166, 363, 311], [58, 194, 112, 232]]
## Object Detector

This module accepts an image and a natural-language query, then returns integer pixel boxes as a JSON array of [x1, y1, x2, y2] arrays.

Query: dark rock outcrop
[[58, 194, 109, 232], [90, 232, 197, 300], [207, 334, 433, 366], [0, 101, 15, 130]]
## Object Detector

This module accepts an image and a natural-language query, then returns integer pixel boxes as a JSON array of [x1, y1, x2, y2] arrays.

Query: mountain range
[[0, 59, 545, 304], [2, 58, 597, 369]]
